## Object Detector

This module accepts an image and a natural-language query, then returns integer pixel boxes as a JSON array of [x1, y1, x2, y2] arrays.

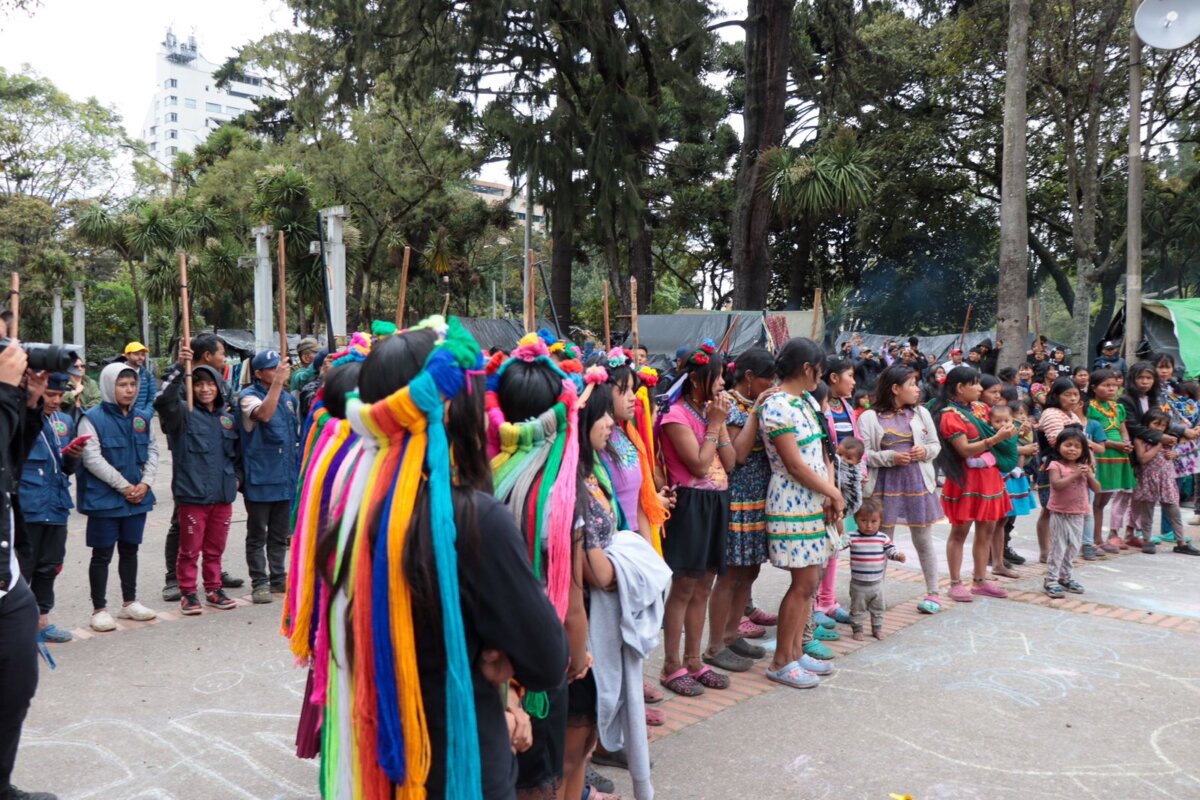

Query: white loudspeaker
[[1135, 0, 1200, 49]]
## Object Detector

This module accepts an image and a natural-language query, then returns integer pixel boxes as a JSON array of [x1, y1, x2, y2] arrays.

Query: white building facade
[[141, 29, 273, 158]]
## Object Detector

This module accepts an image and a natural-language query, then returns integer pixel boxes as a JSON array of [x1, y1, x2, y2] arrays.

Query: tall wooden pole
[[811, 288, 823, 340], [277, 231, 288, 358], [959, 303, 974, 351], [179, 253, 193, 411], [9, 272, 18, 340], [603, 281, 611, 351], [630, 277, 639, 354], [395, 245, 411, 329]]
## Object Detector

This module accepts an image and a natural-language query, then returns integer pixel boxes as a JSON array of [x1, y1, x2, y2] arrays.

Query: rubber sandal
[[729, 637, 766, 659], [738, 617, 766, 639], [1043, 582, 1065, 599], [798, 653, 833, 675], [813, 625, 840, 641], [813, 610, 836, 628], [644, 706, 665, 726], [586, 765, 615, 794], [660, 668, 704, 696], [970, 580, 1008, 599], [917, 595, 942, 614], [39, 624, 72, 643], [831, 607, 852, 624], [748, 607, 778, 626], [1061, 579, 1085, 593], [643, 678, 664, 705], [804, 640, 835, 660], [948, 583, 973, 603], [702, 647, 752, 672], [765, 661, 819, 689], [688, 665, 730, 689]]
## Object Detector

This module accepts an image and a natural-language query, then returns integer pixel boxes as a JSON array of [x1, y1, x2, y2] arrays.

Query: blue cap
[[47, 372, 71, 392], [675, 345, 691, 361], [251, 350, 281, 371]]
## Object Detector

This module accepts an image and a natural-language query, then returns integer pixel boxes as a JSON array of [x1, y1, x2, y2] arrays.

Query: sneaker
[[1174, 543, 1200, 556], [270, 581, 288, 594], [1190, 514, 1200, 526], [5, 786, 58, 800], [738, 617, 766, 639], [116, 601, 157, 622], [252, 586, 273, 604], [797, 653, 833, 675], [970, 580, 1008, 599], [162, 582, 181, 602], [1081, 543, 1100, 561], [221, 571, 245, 589], [206, 589, 237, 610], [803, 640, 835, 660], [90, 609, 116, 632], [1143, 542, 1158, 555], [1003, 547, 1027, 565], [1100, 542, 1121, 554], [1107, 535, 1129, 551], [917, 595, 943, 614], [813, 624, 840, 641], [728, 637, 766, 659], [747, 607, 778, 626], [1125, 534, 1146, 549], [948, 583, 974, 603], [38, 624, 72, 643], [813, 610, 837, 629], [180, 594, 202, 616]]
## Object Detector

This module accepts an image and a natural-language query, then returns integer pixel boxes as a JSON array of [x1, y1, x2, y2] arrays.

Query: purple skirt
[[873, 463, 943, 526]]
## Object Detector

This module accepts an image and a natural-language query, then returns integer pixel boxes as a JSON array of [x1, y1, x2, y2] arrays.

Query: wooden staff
[[8, 272, 18, 340], [959, 303, 973, 351], [395, 245, 411, 328], [603, 281, 611, 350], [811, 288, 823, 339], [179, 253, 193, 411], [717, 315, 741, 355], [525, 248, 535, 333], [630, 277, 639, 354], [277, 231, 288, 358]]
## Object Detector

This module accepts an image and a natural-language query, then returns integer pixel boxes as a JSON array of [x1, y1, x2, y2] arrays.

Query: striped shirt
[[848, 529, 900, 584]]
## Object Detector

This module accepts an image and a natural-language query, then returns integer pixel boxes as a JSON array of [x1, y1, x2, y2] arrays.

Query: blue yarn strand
[[371, 436, 408, 782]]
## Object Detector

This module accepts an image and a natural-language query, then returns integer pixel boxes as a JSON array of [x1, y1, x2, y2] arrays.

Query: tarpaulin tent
[[621, 311, 768, 371], [1108, 299, 1200, 377], [834, 331, 1070, 364], [211, 329, 307, 356], [456, 318, 557, 352]]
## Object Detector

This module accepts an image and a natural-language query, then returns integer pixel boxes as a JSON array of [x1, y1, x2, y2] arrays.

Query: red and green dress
[[938, 404, 1012, 524]]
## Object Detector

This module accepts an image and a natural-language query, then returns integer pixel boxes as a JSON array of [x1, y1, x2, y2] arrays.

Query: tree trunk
[[551, 176, 575, 335], [628, 213, 654, 315], [731, 0, 794, 310], [787, 221, 814, 310], [996, 0, 1031, 372]]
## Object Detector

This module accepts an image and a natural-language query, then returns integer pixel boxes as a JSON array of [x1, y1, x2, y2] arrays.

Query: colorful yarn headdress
[[487, 332, 579, 620], [300, 315, 485, 799], [662, 338, 718, 405]]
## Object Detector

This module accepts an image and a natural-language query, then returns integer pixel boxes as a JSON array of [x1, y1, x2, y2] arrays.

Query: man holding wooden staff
[[236, 350, 297, 605]]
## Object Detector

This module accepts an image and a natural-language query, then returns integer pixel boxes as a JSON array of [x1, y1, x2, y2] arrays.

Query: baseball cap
[[1101, 339, 1119, 350], [297, 337, 320, 355], [251, 350, 281, 371], [950, 348, 963, 355], [124, 341, 150, 355], [47, 373, 71, 392], [674, 345, 691, 361]]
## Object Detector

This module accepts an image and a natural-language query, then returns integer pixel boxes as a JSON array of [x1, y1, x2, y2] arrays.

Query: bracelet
[[705, 433, 719, 444], [717, 440, 730, 448]]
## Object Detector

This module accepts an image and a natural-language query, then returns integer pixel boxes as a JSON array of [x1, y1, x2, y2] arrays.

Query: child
[[835, 437, 865, 522], [1044, 428, 1101, 598], [77, 363, 160, 631], [847, 498, 906, 640], [1132, 409, 1200, 556], [1087, 369, 1136, 556], [998, 402, 1036, 569], [155, 362, 242, 615]]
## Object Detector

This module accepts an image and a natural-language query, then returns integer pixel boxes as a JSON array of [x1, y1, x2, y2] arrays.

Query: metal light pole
[[1127, 0, 1144, 365]]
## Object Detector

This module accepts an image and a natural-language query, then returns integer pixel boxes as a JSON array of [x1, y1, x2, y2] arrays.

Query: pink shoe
[[970, 580, 1008, 599], [948, 583, 973, 603], [748, 607, 778, 626], [739, 617, 766, 639]]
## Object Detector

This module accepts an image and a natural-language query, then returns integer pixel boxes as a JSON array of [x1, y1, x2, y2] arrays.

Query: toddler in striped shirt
[[848, 497, 906, 641]]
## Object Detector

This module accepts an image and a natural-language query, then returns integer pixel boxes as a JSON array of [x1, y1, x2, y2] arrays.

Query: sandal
[[702, 647, 752, 672], [992, 566, 1020, 579], [831, 607, 852, 624], [813, 610, 836, 628], [1061, 579, 1085, 594], [645, 706, 665, 727], [661, 667, 704, 697], [643, 678, 664, 705], [1043, 581, 1066, 599], [765, 661, 820, 689], [583, 787, 623, 800], [738, 617, 767, 639], [748, 607, 778, 626], [917, 595, 943, 614], [687, 664, 730, 690], [804, 640, 835, 660], [813, 625, 839, 641]]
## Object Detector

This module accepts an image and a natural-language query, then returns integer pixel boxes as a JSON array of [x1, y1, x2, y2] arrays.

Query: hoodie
[[77, 363, 159, 514], [155, 364, 241, 504]]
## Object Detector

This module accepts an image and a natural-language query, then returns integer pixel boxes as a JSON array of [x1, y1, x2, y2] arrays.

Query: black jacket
[[155, 367, 243, 505], [2, 384, 45, 593]]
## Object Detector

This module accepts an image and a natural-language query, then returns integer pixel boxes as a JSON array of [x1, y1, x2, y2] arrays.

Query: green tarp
[[1155, 300, 1200, 378]]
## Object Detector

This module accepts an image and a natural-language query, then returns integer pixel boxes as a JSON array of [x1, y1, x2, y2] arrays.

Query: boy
[[77, 363, 159, 632], [848, 498, 906, 641], [155, 359, 242, 616]]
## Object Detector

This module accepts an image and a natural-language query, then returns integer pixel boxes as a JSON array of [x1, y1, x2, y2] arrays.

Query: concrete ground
[[12, 430, 1200, 799]]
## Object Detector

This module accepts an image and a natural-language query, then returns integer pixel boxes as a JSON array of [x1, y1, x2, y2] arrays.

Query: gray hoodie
[[77, 363, 159, 492]]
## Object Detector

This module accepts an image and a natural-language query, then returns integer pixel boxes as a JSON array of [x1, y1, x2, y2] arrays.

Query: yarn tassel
[[543, 383, 580, 619]]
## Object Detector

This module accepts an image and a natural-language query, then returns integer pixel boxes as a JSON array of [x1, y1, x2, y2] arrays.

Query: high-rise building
[[141, 28, 273, 159]]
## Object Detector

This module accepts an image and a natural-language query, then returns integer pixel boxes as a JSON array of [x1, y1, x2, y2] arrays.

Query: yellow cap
[[123, 341, 149, 355]]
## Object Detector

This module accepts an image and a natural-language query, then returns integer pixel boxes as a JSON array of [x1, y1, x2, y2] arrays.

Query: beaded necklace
[[1089, 399, 1120, 432]]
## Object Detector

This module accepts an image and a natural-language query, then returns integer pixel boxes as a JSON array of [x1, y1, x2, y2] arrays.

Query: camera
[[0, 340, 78, 373]]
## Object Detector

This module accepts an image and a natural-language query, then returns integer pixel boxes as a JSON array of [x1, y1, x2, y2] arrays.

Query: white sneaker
[[1189, 515, 1200, 526], [91, 609, 116, 632], [116, 601, 157, 622]]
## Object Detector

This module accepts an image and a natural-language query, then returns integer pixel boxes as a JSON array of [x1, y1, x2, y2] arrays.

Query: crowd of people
[[3, 317, 1197, 800]]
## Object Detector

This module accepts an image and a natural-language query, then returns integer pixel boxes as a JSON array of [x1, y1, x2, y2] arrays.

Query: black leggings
[[89, 542, 139, 610]]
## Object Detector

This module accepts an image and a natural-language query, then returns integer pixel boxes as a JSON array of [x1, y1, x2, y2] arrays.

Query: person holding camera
[[77, 363, 160, 632], [16, 373, 86, 645], [237, 350, 298, 605]]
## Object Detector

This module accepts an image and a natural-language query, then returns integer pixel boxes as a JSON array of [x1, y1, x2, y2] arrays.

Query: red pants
[[176, 503, 233, 596]]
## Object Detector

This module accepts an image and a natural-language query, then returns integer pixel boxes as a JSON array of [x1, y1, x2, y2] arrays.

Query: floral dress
[[1163, 386, 1200, 477], [759, 391, 835, 570], [724, 390, 770, 567]]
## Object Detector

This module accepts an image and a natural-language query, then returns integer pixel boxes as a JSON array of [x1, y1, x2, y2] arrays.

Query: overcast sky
[[1, 0, 745, 185]]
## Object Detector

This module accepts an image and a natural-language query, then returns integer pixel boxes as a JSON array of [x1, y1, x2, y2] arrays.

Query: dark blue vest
[[169, 403, 239, 505], [19, 411, 74, 525], [238, 383, 299, 503], [77, 403, 156, 517]]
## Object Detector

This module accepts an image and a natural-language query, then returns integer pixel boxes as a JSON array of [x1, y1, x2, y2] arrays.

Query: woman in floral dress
[[759, 338, 844, 690], [1156, 353, 1200, 538]]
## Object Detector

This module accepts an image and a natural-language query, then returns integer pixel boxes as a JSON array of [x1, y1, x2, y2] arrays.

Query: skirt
[[662, 487, 730, 578], [941, 465, 1012, 524], [1095, 449, 1136, 493], [1005, 472, 1036, 517], [516, 677, 567, 796]]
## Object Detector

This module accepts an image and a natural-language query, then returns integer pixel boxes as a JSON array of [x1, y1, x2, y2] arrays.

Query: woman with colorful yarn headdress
[[488, 333, 590, 800], [655, 339, 737, 698], [300, 318, 566, 800]]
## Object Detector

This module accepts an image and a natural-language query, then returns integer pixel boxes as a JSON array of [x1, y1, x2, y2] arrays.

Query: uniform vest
[[77, 403, 156, 517], [19, 411, 74, 525], [238, 383, 299, 503]]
